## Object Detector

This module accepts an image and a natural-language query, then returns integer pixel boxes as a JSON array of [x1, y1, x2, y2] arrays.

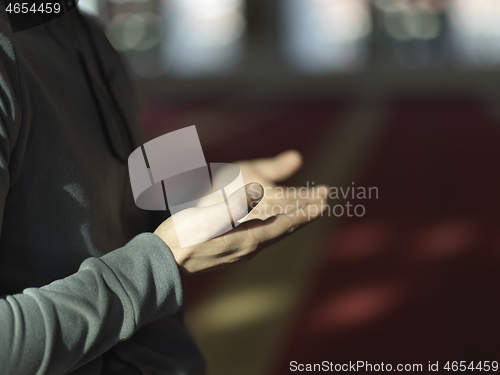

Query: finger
[[242, 196, 323, 221], [259, 202, 327, 241], [239, 201, 327, 244], [254, 150, 303, 182], [226, 182, 264, 222], [265, 185, 330, 200], [240, 185, 329, 222]]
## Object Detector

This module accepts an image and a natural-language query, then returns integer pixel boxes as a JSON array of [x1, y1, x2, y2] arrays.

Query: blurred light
[[409, 221, 477, 261], [122, 14, 148, 50], [449, 0, 500, 68], [380, 2, 441, 41], [312, 0, 372, 43], [307, 282, 404, 330], [107, 0, 149, 5], [282, 0, 372, 73], [161, 0, 245, 77], [106, 12, 162, 52], [106, 13, 132, 51], [418, 7, 441, 39], [77, 0, 99, 16], [329, 222, 392, 262], [373, 0, 396, 12]]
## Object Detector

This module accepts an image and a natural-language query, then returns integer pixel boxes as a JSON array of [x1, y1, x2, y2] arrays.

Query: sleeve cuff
[[99, 232, 184, 328]]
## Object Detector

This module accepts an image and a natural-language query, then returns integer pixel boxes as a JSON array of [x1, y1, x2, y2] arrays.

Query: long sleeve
[[0, 40, 186, 373], [0, 12, 202, 375], [0, 233, 184, 375]]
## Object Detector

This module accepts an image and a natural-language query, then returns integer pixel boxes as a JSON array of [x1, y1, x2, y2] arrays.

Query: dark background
[[80, 0, 500, 373]]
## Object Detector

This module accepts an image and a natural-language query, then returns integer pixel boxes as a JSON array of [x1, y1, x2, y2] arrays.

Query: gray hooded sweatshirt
[[0, 5, 204, 375]]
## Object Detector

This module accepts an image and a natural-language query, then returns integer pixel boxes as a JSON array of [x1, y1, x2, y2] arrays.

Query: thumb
[[226, 182, 264, 223]]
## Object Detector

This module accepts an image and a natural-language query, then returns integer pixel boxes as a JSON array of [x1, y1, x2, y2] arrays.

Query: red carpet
[[271, 99, 500, 374]]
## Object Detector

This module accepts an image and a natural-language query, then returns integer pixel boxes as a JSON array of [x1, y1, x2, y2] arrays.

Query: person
[[0, 5, 328, 375]]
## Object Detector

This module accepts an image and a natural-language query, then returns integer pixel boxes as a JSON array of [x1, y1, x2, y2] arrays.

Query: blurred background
[[83, 0, 500, 373]]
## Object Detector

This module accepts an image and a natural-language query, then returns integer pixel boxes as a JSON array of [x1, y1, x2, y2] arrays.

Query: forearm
[[0, 233, 182, 375]]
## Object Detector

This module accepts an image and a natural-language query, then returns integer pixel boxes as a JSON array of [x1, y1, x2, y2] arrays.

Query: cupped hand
[[154, 181, 328, 277]]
